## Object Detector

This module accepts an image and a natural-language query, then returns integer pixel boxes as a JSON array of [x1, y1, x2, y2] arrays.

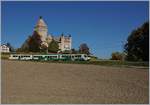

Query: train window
[[75, 55, 81, 57], [84, 55, 87, 57], [53, 56, 57, 58]]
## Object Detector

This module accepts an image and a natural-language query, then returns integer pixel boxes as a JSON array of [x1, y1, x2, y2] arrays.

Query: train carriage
[[9, 54, 90, 61], [9, 54, 32, 60]]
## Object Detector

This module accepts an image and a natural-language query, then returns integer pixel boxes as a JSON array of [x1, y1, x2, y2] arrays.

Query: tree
[[79, 43, 90, 55], [48, 39, 59, 53], [124, 22, 149, 61], [19, 36, 31, 52], [111, 52, 124, 60], [28, 31, 41, 52], [16, 48, 22, 52]]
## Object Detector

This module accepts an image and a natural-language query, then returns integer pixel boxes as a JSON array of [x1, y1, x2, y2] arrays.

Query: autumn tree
[[79, 43, 90, 55], [111, 52, 124, 60], [28, 31, 41, 52]]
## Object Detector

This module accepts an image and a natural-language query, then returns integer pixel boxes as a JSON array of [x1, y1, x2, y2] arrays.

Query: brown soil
[[1, 60, 149, 104]]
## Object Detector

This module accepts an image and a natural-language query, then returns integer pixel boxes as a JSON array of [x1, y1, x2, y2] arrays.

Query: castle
[[34, 16, 72, 51], [22, 16, 72, 52]]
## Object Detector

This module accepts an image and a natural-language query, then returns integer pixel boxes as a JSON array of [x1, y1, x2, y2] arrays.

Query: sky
[[1, 1, 149, 59]]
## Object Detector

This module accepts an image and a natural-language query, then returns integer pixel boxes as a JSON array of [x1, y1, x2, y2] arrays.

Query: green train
[[9, 54, 91, 61]]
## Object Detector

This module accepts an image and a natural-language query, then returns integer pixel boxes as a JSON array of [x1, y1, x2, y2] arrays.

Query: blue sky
[[1, 1, 149, 59]]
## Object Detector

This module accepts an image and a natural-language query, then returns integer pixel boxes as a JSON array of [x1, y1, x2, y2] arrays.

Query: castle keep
[[32, 16, 72, 51]]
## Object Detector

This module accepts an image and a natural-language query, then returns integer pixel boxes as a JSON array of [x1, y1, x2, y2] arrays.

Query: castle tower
[[60, 34, 72, 51], [34, 16, 48, 42]]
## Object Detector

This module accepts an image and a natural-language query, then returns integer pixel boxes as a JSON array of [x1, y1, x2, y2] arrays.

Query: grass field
[[1, 60, 149, 104], [44, 60, 149, 67], [1, 53, 10, 59]]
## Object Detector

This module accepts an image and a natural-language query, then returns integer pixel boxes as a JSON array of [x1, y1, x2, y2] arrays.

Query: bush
[[111, 52, 124, 60]]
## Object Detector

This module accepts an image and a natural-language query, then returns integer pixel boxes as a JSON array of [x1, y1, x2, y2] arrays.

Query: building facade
[[0, 44, 10, 53], [34, 16, 72, 51]]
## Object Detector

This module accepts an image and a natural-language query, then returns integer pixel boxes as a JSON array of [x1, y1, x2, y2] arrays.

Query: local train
[[9, 54, 91, 61]]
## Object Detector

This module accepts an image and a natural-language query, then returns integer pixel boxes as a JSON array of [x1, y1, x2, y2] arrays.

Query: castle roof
[[36, 16, 47, 27]]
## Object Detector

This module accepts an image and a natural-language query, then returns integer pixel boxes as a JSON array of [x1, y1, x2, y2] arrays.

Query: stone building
[[34, 16, 72, 51], [0, 44, 10, 53]]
